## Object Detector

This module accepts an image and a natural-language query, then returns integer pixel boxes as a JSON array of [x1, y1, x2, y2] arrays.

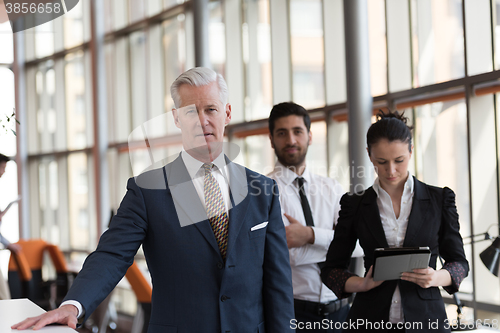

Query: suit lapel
[[165, 155, 220, 255], [362, 188, 389, 248], [403, 177, 430, 247], [225, 159, 249, 257]]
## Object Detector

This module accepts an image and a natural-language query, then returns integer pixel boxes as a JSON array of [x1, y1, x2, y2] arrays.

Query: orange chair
[[93, 261, 152, 333], [8, 248, 32, 298], [125, 261, 152, 333], [8, 239, 72, 310]]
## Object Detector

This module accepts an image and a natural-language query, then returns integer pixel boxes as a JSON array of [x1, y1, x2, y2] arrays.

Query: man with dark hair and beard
[[268, 102, 355, 333]]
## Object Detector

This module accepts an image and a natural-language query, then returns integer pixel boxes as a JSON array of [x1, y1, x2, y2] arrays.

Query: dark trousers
[[294, 304, 350, 333]]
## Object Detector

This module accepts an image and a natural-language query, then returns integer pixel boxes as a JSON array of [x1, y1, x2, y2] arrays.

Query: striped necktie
[[203, 163, 229, 260]]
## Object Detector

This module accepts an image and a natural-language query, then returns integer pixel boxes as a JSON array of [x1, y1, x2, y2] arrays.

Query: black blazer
[[321, 177, 469, 333]]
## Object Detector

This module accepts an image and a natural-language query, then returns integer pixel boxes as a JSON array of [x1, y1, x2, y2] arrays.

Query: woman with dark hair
[[321, 111, 468, 332]]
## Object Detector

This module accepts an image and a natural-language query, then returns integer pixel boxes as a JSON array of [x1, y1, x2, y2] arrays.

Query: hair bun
[[376, 110, 412, 128]]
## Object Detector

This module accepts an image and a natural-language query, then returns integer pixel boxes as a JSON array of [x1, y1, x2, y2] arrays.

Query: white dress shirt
[[181, 150, 231, 213], [268, 162, 344, 303], [373, 172, 414, 323], [62, 150, 231, 318]]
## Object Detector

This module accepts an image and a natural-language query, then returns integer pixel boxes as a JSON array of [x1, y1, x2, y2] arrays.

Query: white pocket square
[[251, 222, 268, 231]]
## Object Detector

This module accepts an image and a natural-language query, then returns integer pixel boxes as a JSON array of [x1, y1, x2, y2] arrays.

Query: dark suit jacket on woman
[[321, 177, 468, 333], [63, 155, 295, 333]]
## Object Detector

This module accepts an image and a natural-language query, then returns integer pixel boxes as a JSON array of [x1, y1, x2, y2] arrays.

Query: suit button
[[217, 262, 224, 269], [221, 295, 229, 302]]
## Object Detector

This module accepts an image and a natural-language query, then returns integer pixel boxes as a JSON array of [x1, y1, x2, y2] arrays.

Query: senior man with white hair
[[13, 67, 294, 333]]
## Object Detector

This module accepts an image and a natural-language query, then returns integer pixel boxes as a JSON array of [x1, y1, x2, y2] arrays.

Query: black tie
[[296, 177, 314, 227], [297, 177, 326, 270]]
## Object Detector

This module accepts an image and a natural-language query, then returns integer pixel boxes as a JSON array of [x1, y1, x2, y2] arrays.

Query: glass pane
[[130, 0, 146, 23], [242, 0, 273, 121], [0, 67, 16, 138], [37, 158, 59, 243], [306, 121, 327, 177], [34, 61, 59, 152], [164, 0, 185, 9], [35, 21, 55, 59], [130, 31, 148, 141], [494, 0, 500, 69], [242, 134, 276, 175], [411, 0, 465, 87], [104, 0, 114, 33], [65, 52, 89, 150], [105, 43, 115, 142], [63, 0, 84, 48], [112, 38, 132, 143], [413, 100, 472, 295], [148, 0, 163, 16], [113, 0, 129, 30], [0, 22, 13, 64], [328, 117, 349, 191], [209, 1, 226, 76], [163, 14, 188, 133], [67, 153, 92, 250], [368, 0, 387, 96], [290, 0, 325, 109]]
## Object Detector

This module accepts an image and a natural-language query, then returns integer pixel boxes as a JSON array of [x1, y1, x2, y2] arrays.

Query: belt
[[294, 296, 351, 316]]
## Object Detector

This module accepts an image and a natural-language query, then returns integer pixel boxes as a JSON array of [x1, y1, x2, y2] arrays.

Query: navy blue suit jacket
[[64, 155, 295, 333]]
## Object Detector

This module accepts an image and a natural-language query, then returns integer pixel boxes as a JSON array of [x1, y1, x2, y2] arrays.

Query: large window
[[12, 0, 500, 323], [289, 0, 325, 109], [411, 0, 465, 86]]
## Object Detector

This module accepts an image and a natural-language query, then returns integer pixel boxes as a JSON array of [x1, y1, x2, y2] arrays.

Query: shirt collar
[[181, 149, 227, 179], [274, 160, 311, 186], [373, 171, 414, 197]]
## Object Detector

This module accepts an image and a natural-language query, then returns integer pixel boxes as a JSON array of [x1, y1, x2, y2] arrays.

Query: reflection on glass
[[63, 0, 84, 48], [242, 0, 273, 121], [414, 100, 471, 293], [68, 153, 90, 250], [290, 0, 325, 109], [209, 1, 226, 77], [411, 0, 464, 87], [368, 0, 387, 96]]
